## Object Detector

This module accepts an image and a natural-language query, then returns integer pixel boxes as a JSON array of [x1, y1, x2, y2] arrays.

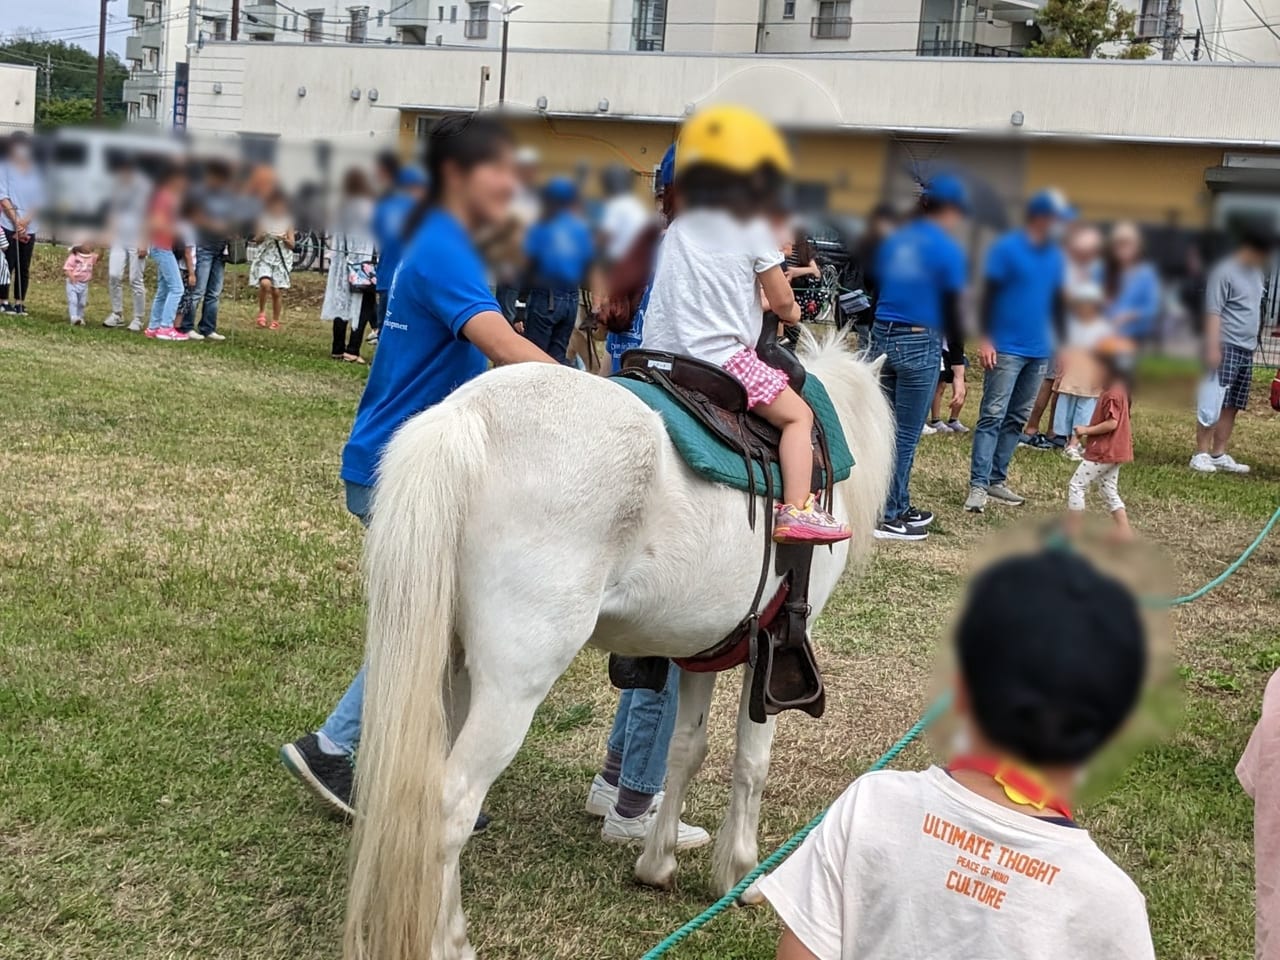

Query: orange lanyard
[[948, 756, 1074, 820]]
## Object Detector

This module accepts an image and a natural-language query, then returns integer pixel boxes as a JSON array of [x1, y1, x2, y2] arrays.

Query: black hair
[[1237, 221, 1276, 256], [204, 158, 233, 183], [403, 113, 513, 240], [375, 149, 401, 183], [675, 163, 783, 221], [956, 550, 1146, 766]]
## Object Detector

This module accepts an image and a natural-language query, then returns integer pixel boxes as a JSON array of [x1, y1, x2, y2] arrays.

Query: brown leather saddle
[[609, 327, 831, 724]]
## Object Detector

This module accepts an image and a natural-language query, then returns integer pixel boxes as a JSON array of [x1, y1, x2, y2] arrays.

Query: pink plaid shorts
[[723, 347, 789, 409]]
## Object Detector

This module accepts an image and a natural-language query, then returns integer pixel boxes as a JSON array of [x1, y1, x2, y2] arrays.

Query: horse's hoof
[[634, 856, 677, 891], [737, 880, 766, 907]]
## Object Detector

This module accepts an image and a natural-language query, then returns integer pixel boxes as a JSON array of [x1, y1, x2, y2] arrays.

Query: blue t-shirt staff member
[[280, 114, 555, 821], [869, 175, 970, 543], [518, 176, 595, 364], [965, 190, 1071, 514]]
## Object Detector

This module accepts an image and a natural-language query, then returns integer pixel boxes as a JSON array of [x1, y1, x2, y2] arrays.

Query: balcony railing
[[810, 15, 852, 39], [1134, 13, 1167, 39], [464, 17, 489, 38], [917, 39, 1024, 57]]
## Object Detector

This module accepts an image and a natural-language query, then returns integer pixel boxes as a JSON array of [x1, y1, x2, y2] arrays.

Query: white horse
[[345, 330, 894, 960]]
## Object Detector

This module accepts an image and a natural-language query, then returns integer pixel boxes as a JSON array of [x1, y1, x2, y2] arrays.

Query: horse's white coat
[[345, 331, 894, 960]]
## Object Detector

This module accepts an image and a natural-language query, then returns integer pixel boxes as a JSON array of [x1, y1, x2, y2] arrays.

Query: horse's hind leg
[[711, 665, 777, 898], [433, 618, 585, 959], [635, 669, 717, 890]]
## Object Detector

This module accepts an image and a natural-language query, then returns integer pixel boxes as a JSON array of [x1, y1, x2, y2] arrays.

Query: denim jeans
[[970, 353, 1049, 489], [496, 283, 520, 324], [523, 288, 578, 364], [869, 320, 942, 521], [146, 248, 184, 331], [318, 481, 375, 755], [606, 661, 681, 795], [182, 242, 225, 335], [1052, 393, 1098, 440]]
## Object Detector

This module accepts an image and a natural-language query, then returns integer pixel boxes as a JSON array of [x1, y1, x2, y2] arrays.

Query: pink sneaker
[[155, 327, 188, 341], [773, 496, 852, 545], [144, 328, 159, 339]]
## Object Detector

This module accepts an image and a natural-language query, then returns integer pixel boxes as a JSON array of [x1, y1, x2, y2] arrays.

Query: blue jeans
[[970, 354, 1049, 489], [869, 321, 942, 521], [318, 481, 375, 754], [1052, 393, 1098, 440], [606, 661, 681, 794], [180, 242, 225, 335], [496, 283, 520, 324], [524, 288, 578, 364], [146, 248, 183, 331], [375, 289, 389, 331]]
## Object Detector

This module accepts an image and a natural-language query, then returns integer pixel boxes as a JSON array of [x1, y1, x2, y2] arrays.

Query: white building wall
[[758, 0, 921, 54], [0, 63, 37, 132], [185, 42, 1280, 147]]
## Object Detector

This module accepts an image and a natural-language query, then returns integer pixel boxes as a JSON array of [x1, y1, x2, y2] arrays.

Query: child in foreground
[[62, 240, 99, 326], [1066, 339, 1135, 541], [759, 549, 1154, 960], [641, 106, 850, 545]]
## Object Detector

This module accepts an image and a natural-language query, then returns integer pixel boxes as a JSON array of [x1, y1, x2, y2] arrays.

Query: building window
[[631, 0, 666, 51], [811, 0, 851, 38], [305, 10, 324, 40], [465, 1, 489, 38], [347, 6, 369, 41], [376, 9, 384, 25], [782, 0, 795, 18], [438, 5, 444, 19], [450, 5, 457, 22], [1136, 0, 1169, 38]]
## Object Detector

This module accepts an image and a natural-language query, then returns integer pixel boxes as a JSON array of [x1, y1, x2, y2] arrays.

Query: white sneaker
[[1063, 446, 1084, 462], [602, 800, 711, 850], [921, 422, 937, 437], [366, 330, 379, 345], [1189, 452, 1218, 473], [103, 313, 123, 328], [127, 319, 143, 333], [1211, 453, 1250, 474], [205, 331, 226, 342], [185, 330, 205, 341], [584, 774, 620, 817]]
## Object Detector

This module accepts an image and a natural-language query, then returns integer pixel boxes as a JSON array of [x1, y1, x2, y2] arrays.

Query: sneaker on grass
[[986, 483, 1026, 505], [873, 518, 928, 541], [205, 331, 226, 342], [128, 319, 144, 332], [280, 733, 355, 817], [1211, 453, 1250, 474], [185, 329, 205, 341], [964, 486, 988, 513], [1188, 452, 1218, 473], [900, 506, 934, 528], [103, 313, 124, 328], [601, 800, 710, 850], [945, 419, 969, 434]]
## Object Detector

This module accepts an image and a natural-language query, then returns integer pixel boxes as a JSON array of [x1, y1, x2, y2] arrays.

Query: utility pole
[[498, 15, 509, 106], [1161, 0, 1182, 60], [44, 53, 51, 104], [1192, 27, 1202, 61], [95, 0, 108, 122], [231, 0, 240, 39]]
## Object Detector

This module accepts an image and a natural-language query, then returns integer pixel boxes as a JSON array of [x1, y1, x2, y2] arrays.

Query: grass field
[[2, 245, 1278, 960]]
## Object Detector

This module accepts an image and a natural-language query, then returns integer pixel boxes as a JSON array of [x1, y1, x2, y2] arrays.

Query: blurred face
[[1111, 227, 1141, 264], [455, 146, 517, 229], [1067, 228, 1102, 265], [935, 206, 965, 233], [1071, 299, 1101, 321]]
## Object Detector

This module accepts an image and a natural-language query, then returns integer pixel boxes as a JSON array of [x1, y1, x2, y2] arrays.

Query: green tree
[[1026, 0, 1154, 59], [0, 34, 129, 128]]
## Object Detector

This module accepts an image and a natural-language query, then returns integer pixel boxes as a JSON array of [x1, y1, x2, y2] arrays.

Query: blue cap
[[396, 165, 427, 188], [543, 175, 578, 205], [657, 144, 676, 191], [1027, 188, 1074, 220], [922, 173, 969, 213]]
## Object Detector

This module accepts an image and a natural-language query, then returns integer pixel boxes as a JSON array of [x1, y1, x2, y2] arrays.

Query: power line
[[1236, 0, 1280, 41]]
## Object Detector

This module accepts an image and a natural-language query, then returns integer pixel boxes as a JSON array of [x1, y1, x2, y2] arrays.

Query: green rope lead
[[641, 502, 1280, 959], [1157, 502, 1280, 607], [639, 695, 953, 960]]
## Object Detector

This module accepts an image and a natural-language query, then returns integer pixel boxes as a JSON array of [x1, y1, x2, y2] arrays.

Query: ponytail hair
[[402, 112, 514, 240]]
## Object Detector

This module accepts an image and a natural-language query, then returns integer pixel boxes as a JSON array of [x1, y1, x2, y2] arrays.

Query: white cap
[[1068, 280, 1104, 304], [514, 146, 541, 167]]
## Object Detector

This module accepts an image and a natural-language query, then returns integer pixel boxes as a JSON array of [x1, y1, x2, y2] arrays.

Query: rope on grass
[[641, 502, 1280, 959]]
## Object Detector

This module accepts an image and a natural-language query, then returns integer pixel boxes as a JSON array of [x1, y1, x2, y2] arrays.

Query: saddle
[[608, 326, 831, 724]]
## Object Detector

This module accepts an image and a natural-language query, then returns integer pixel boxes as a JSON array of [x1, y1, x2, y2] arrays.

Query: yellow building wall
[[1025, 142, 1225, 227]]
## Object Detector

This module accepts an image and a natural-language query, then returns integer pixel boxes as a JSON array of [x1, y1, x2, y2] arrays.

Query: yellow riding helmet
[[675, 105, 793, 177]]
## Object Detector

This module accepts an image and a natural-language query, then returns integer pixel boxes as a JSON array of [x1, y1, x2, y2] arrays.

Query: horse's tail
[[344, 403, 488, 960]]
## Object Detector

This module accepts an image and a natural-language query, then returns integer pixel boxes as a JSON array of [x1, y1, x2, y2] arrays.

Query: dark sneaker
[[1029, 434, 1057, 451], [1017, 433, 1039, 447], [1046, 434, 1067, 449], [14, 304, 27, 316], [281, 733, 355, 817], [873, 518, 928, 541], [0, 303, 12, 314], [901, 507, 935, 528]]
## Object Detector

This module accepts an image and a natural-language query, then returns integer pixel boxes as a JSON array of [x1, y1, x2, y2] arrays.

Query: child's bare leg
[[1108, 508, 1134, 542], [752, 386, 814, 508], [272, 289, 283, 323], [930, 379, 945, 422], [257, 279, 270, 312]]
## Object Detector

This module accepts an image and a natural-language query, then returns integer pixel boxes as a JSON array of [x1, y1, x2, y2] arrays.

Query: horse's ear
[[868, 353, 887, 376]]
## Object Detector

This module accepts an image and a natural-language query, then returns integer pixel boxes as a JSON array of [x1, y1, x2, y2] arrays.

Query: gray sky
[[6, 0, 129, 56]]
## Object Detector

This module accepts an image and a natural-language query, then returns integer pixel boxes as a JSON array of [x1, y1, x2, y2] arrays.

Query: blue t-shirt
[[1107, 262, 1161, 339], [873, 219, 968, 330], [984, 229, 1065, 359], [524, 210, 594, 291], [340, 209, 496, 487], [371, 192, 417, 292]]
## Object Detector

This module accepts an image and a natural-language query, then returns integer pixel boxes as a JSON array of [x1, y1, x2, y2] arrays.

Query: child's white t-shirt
[[758, 767, 1155, 960], [640, 209, 784, 366]]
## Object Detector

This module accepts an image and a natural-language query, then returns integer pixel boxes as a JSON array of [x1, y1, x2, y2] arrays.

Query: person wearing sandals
[[321, 168, 377, 363], [250, 188, 294, 331]]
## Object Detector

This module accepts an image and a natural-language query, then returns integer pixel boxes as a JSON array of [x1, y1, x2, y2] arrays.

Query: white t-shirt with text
[[641, 209, 784, 366], [758, 767, 1155, 960]]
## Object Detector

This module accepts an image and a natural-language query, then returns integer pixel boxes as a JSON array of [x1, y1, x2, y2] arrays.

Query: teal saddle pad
[[613, 373, 854, 494]]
